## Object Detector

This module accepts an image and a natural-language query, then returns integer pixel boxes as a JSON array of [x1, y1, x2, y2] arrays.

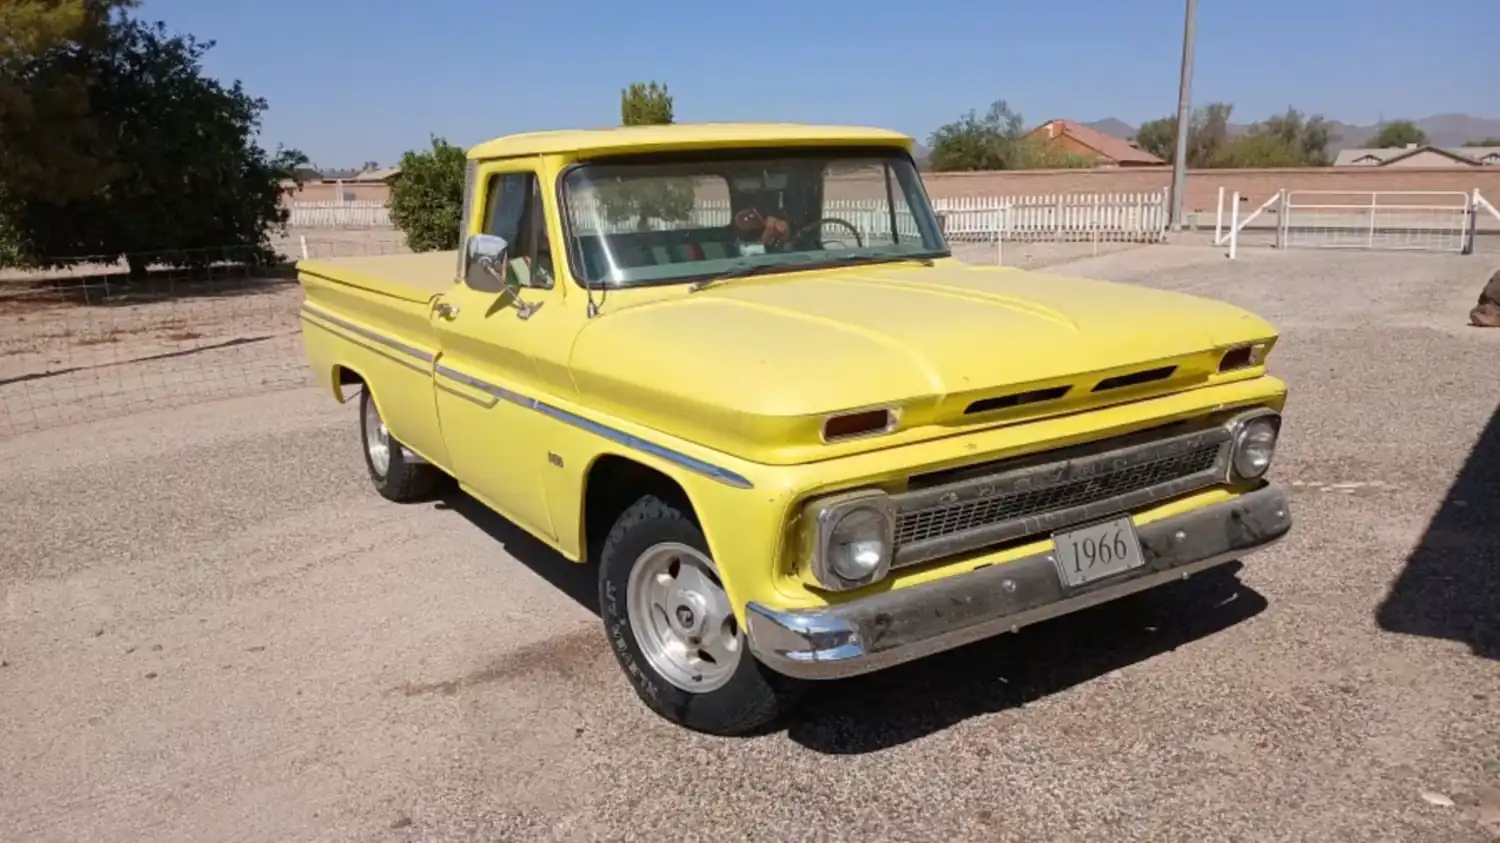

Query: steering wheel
[[794, 217, 865, 251]]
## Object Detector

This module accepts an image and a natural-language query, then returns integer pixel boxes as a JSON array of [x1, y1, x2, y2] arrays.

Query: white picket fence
[[284, 191, 1170, 244], [286, 201, 392, 228]]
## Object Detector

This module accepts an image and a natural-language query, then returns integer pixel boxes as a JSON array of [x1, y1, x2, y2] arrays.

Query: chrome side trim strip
[[299, 311, 427, 375], [435, 381, 498, 409], [430, 363, 754, 490], [301, 303, 753, 490], [532, 402, 755, 490], [301, 304, 435, 363], [434, 363, 533, 409]]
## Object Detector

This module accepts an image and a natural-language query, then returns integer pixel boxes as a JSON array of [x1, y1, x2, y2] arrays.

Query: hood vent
[[965, 385, 1071, 415], [1092, 365, 1177, 392]]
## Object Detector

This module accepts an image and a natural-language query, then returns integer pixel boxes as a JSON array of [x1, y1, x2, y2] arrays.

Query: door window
[[477, 172, 555, 289]]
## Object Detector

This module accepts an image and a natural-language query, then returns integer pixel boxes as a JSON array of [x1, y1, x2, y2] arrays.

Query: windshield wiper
[[687, 259, 805, 293], [846, 254, 937, 267], [687, 252, 940, 294]]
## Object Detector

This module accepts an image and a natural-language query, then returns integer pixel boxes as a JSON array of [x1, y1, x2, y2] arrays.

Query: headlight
[[1227, 410, 1281, 480], [801, 490, 895, 591]]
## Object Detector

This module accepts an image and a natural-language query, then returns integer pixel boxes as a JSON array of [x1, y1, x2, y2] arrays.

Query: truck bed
[[296, 251, 459, 303]]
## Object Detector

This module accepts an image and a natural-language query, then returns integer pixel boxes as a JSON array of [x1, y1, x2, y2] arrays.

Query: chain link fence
[[0, 228, 436, 438], [0, 246, 314, 438]]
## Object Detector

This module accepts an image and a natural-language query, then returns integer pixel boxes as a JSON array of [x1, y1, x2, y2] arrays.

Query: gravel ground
[[2, 244, 1499, 841]]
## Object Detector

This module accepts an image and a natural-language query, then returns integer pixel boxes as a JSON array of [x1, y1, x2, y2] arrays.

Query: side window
[[479, 172, 554, 289]]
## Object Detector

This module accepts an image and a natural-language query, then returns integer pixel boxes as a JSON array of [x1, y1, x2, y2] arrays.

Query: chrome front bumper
[[745, 484, 1291, 680]]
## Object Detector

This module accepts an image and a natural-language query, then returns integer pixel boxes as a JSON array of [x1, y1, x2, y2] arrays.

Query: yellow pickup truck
[[296, 123, 1291, 735]]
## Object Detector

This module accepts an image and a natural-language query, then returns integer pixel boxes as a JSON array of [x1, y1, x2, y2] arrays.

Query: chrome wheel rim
[[364, 395, 390, 477], [626, 542, 742, 693]]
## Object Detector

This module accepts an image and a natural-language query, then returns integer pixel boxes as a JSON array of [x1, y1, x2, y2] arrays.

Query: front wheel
[[598, 495, 797, 735]]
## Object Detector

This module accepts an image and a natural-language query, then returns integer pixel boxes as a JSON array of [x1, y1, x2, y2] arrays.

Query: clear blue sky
[[139, 0, 1499, 169]]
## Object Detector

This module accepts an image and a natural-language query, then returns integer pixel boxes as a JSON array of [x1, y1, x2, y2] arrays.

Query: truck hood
[[567, 262, 1278, 465]]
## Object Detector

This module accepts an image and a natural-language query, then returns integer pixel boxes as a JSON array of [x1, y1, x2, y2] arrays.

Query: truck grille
[[888, 424, 1232, 569]]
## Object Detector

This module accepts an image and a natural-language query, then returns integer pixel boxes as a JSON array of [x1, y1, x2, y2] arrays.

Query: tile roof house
[[346, 166, 403, 183], [279, 166, 403, 203], [1026, 119, 1166, 168], [1334, 144, 1500, 168]]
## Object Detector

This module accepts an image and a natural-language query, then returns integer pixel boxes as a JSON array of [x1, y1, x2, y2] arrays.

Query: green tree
[[1465, 137, 1500, 147], [1131, 102, 1233, 166], [0, 0, 140, 203], [1210, 133, 1314, 168], [925, 100, 1090, 171], [1205, 107, 1331, 168], [4, 16, 306, 275], [597, 80, 694, 229], [0, 0, 133, 58], [1131, 116, 1178, 162], [1184, 103, 1234, 166], [1134, 102, 1333, 168], [1247, 107, 1331, 165], [620, 81, 673, 126], [925, 101, 1022, 171], [1370, 120, 1427, 149], [387, 135, 466, 252]]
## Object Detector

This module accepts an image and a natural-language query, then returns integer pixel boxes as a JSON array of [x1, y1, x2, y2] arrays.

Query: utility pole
[[1167, 0, 1198, 233]]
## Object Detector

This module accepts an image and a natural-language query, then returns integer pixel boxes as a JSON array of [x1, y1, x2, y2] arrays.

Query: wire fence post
[[1463, 189, 1477, 255], [1228, 191, 1241, 260], [1276, 189, 1288, 249], [1214, 186, 1225, 245]]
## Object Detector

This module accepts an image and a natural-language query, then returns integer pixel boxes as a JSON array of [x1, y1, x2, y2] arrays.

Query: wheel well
[[583, 455, 697, 561], [332, 365, 365, 403]]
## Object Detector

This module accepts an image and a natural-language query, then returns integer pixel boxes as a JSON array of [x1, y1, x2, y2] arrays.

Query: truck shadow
[[432, 486, 1267, 753], [784, 562, 1267, 755], [1375, 397, 1500, 661], [433, 490, 601, 615]]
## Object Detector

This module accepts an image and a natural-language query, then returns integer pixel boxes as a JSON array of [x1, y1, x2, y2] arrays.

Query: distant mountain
[[1083, 114, 1500, 151], [1083, 118, 1136, 140]]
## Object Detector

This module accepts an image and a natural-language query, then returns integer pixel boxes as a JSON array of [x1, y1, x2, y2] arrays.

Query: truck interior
[[556, 146, 940, 288]]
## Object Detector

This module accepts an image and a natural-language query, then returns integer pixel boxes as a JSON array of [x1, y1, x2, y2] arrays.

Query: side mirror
[[463, 233, 510, 293], [463, 233, 543, 319]]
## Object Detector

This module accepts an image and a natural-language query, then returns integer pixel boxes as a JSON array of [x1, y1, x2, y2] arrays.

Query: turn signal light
[[822, 408, 897, 443], [1219, 342, 1269, 372]]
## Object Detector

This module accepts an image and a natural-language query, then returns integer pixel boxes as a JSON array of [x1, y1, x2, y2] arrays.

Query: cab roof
[[464, 122, 915, 161]]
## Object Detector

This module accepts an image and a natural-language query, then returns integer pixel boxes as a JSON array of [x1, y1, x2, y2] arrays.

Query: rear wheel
[[359, 387, 442, 502], [599, 495, 797, 735]]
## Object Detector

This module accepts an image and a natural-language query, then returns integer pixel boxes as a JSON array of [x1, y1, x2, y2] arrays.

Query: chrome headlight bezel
[[800, 489, 895, 591], [1224, 408, 1282, 481]]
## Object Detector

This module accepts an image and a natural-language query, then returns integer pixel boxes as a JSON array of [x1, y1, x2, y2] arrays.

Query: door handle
[[434, 302, 460, 318]]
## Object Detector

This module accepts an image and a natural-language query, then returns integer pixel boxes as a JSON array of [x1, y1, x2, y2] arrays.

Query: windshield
[[558, 147, 948, 289]]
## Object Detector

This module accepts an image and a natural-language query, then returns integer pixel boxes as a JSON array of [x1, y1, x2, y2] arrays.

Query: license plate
[[1052, 516, 1146, 588]]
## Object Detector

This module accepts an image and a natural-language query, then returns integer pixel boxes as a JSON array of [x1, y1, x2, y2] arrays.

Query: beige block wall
[[917, 167, 1500, 213], [280, 168, 1500, 218]]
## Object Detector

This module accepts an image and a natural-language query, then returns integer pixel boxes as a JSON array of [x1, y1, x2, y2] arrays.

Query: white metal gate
[[1280, 191, 1472, 253], [1473, 189, 1500, 255]]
